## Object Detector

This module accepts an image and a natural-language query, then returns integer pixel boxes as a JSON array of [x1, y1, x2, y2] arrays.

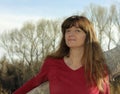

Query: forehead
[[66, 26, 80, 30], [63, 20, 80, 29]]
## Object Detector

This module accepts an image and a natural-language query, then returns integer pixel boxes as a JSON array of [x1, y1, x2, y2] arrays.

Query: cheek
[[64, 35, 71, 47], [83, 36, 86, 42], [65, 34, 68, 42], [79, 35, 86, 43]]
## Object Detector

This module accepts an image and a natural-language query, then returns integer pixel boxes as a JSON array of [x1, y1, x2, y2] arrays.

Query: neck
[[69, 47, 84, 65]]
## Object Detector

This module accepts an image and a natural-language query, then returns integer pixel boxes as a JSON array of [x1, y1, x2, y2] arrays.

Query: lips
[[68, 39, 76, 42], [68, 39, 76, 41]]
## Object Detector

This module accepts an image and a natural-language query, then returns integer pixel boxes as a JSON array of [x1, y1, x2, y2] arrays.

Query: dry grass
[[110, 81, 120, 94]]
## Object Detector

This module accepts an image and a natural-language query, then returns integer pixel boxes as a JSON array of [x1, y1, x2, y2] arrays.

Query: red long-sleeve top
[[13, 58, 110, 94]]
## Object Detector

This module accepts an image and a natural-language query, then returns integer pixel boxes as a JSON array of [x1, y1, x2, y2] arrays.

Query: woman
[[13, 15, 110, 94]]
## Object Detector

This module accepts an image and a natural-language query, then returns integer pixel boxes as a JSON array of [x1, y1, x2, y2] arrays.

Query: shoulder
[[43, 57, 63, 65], [44, 57, 59, 62]]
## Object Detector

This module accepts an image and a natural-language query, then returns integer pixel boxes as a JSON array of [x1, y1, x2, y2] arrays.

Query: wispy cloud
[[0, 0, 114, 33], [0, 13, 40, 33]]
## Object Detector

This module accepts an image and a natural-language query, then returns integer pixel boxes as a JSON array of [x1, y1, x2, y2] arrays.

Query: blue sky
[[0, 0, 118, 32], [0, 0, 115, 18]]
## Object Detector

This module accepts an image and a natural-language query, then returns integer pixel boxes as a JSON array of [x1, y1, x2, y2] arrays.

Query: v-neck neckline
[[61, 58, 84, 72]]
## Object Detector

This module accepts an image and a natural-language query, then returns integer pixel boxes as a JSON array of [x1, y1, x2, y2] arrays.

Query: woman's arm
[[13, 60, 49, 94]]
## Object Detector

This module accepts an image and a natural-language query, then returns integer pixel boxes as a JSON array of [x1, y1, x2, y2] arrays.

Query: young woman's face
[[65, 26, 86, 49]]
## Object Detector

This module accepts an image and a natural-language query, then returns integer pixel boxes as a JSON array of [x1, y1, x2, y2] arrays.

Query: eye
[[75, 29, 81, 32], [65, 29, 70, 33]]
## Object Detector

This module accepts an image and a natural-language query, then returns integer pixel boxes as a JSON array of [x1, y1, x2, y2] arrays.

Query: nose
[[68, 31, 74, 36]]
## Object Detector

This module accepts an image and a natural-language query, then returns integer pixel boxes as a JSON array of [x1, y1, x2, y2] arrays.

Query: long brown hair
[[47, 15, 109, 92]]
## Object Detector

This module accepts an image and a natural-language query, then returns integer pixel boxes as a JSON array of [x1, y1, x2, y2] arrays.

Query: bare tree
[[84, 4, 109, 45], [114, 5, 120, 43], [0, 29, 20, 63], [104, 5, 118, 50], [0, 19, 61, 64], [48, 19, 61, 51]]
